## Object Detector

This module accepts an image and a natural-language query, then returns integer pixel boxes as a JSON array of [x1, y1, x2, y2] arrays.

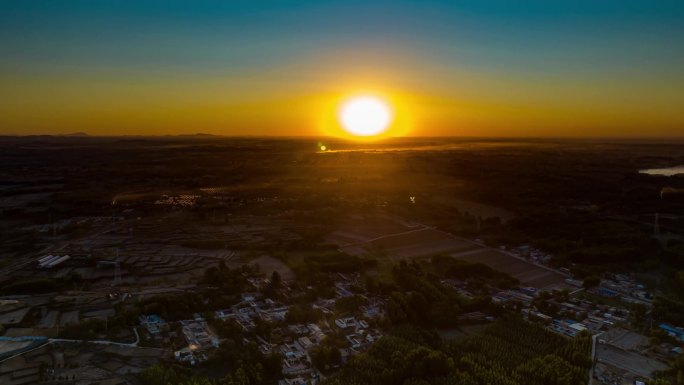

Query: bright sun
[[338, 96, 393, 137]]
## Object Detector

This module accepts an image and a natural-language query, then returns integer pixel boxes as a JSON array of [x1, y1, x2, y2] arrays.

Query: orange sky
[[1, 1, 683, 137], [2, 65, 682, 138]]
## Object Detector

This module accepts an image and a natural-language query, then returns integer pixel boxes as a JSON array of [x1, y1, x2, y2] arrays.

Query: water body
[[639, 166, 684, 176]]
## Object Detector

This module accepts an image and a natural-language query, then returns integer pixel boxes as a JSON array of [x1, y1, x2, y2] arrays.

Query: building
[[180, 319, 219, 351], [660, 324, 684, 341], [139, 314, 166, 337], [335, 317, 358, 330]]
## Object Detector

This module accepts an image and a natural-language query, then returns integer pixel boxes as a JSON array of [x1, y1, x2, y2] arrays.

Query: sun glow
[[338, 96, 393, 137]]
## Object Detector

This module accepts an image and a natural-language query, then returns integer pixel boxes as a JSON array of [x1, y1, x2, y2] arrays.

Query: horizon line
[[2, 133, 684, 142]]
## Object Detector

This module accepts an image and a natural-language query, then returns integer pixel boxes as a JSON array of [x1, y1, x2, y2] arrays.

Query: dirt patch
[[596, 344, 667, 379], [250, 256, 296, 281]]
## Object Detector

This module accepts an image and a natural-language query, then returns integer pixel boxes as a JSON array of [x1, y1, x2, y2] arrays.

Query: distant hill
[[172, 133, 220, 138]]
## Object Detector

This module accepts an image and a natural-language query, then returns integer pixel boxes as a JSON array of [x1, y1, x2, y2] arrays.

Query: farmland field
[[337, 227, 479, 259], [329, 214, 564, 289], [449, 249, 565, 289]]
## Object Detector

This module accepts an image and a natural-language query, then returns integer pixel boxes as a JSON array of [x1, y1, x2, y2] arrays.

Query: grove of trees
[[324, 317, 592, 385]]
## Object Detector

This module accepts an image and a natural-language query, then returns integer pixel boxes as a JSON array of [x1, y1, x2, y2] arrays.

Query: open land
[[0, 137, 682, 384]]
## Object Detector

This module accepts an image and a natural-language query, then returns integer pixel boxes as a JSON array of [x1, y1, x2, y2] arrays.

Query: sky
[[1, 0, 683, 137]]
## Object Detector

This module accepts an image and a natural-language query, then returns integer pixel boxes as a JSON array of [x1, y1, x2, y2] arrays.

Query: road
[[50, 326, 140, 347], [595, 344, 667, 380], [588, 332, 603, 385], [1, 327, 146, 364], [0, 326, 142, 364]]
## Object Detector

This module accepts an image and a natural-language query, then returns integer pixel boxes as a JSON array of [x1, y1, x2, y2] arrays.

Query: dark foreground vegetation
[[326, 318, 591, 385], [136, 318, 591, 385]]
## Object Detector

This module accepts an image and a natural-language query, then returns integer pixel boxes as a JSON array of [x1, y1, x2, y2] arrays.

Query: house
[[569, 323, 587, 333], [660, 324, 684, 341], [335, 317, 358, 330], [346, 334, 362, 349], [297, 336, 314, 350], [139, 314, 166, 337]]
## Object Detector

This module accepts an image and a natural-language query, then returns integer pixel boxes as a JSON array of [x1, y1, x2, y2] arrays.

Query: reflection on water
[[639, 166, 684, 176]]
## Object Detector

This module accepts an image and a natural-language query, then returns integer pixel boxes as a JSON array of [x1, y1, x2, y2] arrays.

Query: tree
[[365, 276, 378, 294], [515, 355, 581, 385], [336, 295, 366, 313], [676, 271, 684, 290], [234, 368, 250, 385], [270, 271, 281, 289]]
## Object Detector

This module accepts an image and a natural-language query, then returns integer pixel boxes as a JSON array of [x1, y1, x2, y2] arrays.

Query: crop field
[[329, 213, 564, 288], [449, 249, 565, 289], [365, 228, 480, 259], [337, 228, 480, 259], [327, 214, 419, 245]]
